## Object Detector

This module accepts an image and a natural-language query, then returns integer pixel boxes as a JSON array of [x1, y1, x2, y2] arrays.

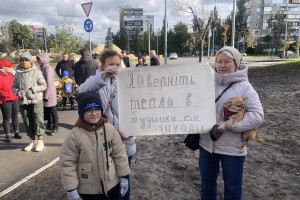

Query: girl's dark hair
[[138, 55, 146, 64], [99, 48, 122, 66]]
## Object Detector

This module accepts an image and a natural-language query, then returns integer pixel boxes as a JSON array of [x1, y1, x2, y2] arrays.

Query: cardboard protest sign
[[117, 63, 216, 136]]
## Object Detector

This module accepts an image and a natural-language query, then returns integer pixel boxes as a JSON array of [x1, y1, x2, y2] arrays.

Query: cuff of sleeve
[[226, 120, 233, 131], [31, 87, 37, 94]]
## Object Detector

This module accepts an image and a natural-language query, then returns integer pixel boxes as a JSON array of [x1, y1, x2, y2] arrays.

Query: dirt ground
[[2, 63, 300, 200]]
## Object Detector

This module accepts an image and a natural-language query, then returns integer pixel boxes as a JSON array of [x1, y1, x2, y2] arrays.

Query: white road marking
[[0, 157, 59, 198]]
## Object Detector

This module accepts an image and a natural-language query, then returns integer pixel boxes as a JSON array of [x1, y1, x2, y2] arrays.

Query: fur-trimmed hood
[[74, 116, 108, 132]]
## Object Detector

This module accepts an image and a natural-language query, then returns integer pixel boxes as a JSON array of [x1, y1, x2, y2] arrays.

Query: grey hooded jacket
[[12, 51, 47, 105], [199, 64, 264, 156]]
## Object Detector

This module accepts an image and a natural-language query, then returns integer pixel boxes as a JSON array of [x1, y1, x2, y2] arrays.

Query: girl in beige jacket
[[60, 91, 130, 200]]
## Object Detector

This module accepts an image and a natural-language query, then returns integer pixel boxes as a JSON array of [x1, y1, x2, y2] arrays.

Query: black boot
[[5, 134, 12, 143], [49, 129, 57, 136], [14, 132, 22, 139]]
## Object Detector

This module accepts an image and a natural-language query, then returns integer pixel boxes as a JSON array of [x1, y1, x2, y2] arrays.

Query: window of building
[[257, 8, 261, 12], [265, 0, 286, 3], [290, 7, 300, 11], [257, 0, 261, 4], [264, 7, 272, 12]]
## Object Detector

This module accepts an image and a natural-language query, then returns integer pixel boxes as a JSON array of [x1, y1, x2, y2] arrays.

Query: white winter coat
[[199, 64, 264, 156]]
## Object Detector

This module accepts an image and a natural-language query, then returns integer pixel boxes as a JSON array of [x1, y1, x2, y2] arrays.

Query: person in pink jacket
[[199, 47, 264, 200], [0, 60, 21, 142], [37, 54, 58, 136]]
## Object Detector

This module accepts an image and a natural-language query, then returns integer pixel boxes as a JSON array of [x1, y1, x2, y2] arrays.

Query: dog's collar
[[223, 107, 237, 121]]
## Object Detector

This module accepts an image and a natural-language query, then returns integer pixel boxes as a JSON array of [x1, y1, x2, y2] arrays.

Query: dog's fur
[[221, 97, 264, 152]]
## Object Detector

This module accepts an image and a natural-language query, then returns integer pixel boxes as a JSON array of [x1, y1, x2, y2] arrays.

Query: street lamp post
[[283, 6, 289, 58], [297, 22, 300, 58], [231, 0, 236, 47], [148, 23, 151, 55], [164, 0, 167, 65]]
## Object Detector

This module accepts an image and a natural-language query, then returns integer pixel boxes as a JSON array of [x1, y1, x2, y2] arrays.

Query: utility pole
[[22, 39, 25, 49], [157, 33, 159, 55], [44, 28, 48, 53], [164, 0, 168, 65], [148, 23, 151, 55], [231, 0, 236, 47], [297, 22, 300, 58], [283, 5, 289, 58], [212, 0, 216, 56], [207, 26, 211, 58]]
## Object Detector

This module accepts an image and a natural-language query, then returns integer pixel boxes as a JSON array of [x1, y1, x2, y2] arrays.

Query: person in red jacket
[[0, 60, 21, 142]]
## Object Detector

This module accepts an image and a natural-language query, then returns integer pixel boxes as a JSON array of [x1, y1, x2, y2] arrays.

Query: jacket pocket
[[78, 162, 94, 184], [107, 157, 117, 181]]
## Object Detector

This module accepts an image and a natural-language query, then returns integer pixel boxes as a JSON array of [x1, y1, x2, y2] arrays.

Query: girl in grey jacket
[[199, 47, 264, 200], [12, 51, 47, 152]]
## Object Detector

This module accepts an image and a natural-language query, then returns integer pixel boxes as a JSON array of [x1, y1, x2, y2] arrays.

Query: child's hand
[[120, 132, 129, 140], [102, 65, 118, 81]]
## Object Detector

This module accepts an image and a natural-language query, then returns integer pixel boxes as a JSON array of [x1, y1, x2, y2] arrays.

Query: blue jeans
[[121, 156, 132, 200], [199, 147, 245, 200]]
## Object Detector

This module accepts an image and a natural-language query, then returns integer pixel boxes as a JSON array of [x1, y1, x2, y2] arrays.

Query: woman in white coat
[[199, 46, 264, 200]]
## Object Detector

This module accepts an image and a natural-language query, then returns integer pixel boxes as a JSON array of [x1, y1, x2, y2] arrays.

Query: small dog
[[221, 97, 264, 152]]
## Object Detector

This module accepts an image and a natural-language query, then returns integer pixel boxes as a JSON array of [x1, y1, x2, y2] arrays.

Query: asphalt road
[[0, 56, 287, 194], [0, 107, 78, 193]]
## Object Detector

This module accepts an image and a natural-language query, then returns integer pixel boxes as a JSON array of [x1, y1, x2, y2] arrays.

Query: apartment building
[[120, 7, 154, 51], [27, 25, 45, 44], [0, 21, 10, 41], [244, 0, 300, 39]]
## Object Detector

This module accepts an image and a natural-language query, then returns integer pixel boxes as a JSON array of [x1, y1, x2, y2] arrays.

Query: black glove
[[43, 98, 48, 102], [209, 124, 222, 141]]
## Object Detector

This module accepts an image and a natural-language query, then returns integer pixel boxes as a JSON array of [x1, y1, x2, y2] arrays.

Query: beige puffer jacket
[[60, 117, 130, 195], [199, 64, 264, 156], [12, 51, 47, 105]]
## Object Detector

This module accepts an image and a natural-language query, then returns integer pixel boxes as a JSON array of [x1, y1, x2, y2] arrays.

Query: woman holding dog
[[199, 46, 264, 200]]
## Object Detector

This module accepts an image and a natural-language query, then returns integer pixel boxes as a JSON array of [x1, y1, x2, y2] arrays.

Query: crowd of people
[[0, 46, 263, 200]]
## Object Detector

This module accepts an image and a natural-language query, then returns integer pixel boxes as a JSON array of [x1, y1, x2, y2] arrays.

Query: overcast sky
[[0, 0, 233, 44]]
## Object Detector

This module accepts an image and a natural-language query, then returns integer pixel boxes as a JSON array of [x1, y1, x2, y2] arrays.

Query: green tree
[[84, 41, 98, 50], [105, 28, 113, 44], [223, 15, 232, 46], [47, 25, 84, 54], [235, 0, 247, 52], [8, 19, 30, 49], [169, 22, 191, 56], [113, 24, 128, 51], [210, 7, 223, 53], [267, 11, 293, 55], [0, 39, 15, 54], [132, 29, 142, 54]]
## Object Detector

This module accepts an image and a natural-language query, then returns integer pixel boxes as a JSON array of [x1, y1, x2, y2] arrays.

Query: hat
[[62, 71, 69, 77], [216, 46, 242, 70], [0, 60, 15, 68], [77, 91, 103, 117]]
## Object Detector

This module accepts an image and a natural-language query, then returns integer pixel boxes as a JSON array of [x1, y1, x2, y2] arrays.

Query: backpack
[[63, 80, 73, 94]]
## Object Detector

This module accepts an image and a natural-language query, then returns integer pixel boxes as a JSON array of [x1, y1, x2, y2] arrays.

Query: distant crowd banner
[[117, 63, 216, 136]]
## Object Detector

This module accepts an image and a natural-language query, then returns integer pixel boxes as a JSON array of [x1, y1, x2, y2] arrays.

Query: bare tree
[[176, 1, 212, 63]]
